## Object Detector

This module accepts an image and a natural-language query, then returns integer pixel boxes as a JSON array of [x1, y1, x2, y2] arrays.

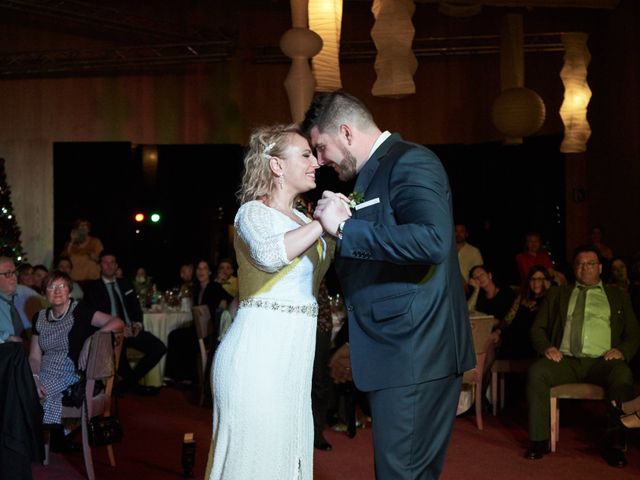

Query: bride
[[206, 124, 346, 479]]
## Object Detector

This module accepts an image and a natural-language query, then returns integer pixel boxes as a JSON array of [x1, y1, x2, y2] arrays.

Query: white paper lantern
[[491, 87, 546, 144], [560, 32, 592, 153], [309, 0, 343, 92], [370, 0, 417, 98]]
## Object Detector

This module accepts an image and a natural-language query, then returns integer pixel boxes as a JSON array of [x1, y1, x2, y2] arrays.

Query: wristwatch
[[336, 221, 346, 240]]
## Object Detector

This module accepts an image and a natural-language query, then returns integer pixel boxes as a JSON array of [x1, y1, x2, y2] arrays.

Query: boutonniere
[[348, 191, 365, 209]]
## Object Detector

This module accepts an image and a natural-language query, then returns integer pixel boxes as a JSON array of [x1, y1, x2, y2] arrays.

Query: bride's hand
[[316, 191, 352, 218]]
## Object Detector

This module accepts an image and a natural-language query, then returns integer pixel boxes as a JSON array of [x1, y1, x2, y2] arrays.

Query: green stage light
[[150, 213, 161, 223]]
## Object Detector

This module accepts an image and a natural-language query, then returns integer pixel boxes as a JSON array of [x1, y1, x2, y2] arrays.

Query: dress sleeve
[[235, 202, 291, 273]]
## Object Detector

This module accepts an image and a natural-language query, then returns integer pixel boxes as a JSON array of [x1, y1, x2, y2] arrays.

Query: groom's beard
[[337, 144, 357, 181]]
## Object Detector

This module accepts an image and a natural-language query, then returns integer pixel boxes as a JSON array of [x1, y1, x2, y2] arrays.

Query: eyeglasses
[[575, 261, 599, 269], [46, 283, 69, 291], [471, 272, 487, 280], [0, 270, 17, 279]]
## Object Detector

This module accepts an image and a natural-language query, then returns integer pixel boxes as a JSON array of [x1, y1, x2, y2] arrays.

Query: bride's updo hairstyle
[[237, 123, 303, 204]]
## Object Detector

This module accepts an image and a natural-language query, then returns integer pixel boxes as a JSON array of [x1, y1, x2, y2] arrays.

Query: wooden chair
[[549, 383, 605, 452], [44, 330, 124, 480], [192, 305, 213, 405], [490, 358, 535, 416], [192, 305, 212, 377], [462, 315, 498, 430]]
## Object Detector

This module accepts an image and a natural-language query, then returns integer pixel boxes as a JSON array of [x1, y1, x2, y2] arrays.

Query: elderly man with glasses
[[0, 256, 24, 343], [525, 245, 640, 468]]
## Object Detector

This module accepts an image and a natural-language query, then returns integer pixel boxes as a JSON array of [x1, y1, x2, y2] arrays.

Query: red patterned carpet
[[33, 386, 640, 479]]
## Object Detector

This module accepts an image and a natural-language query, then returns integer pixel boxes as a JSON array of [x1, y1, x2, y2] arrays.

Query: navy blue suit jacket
[[83, 278, 143, 326], [336, 133, 475, 391]]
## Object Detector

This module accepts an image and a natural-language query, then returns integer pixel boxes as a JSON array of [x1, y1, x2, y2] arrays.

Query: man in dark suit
[[303, 92, 475, 479], [526, 245, 639, 467], [84, 252, 166, 394]]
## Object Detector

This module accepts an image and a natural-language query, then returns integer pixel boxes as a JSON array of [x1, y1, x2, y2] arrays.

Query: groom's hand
[[314, 191, 351, 237]]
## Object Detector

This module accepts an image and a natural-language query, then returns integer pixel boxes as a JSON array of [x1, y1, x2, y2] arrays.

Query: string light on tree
[[0, 158, 28, 261]]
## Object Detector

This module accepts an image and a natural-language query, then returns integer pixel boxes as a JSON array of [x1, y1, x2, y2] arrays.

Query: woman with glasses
[[28, 270, 123, 438], [499, 265, 552, 359]]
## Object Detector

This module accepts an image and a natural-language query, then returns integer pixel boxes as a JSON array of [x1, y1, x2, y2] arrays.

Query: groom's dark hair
[[301, 91, 376, 136]]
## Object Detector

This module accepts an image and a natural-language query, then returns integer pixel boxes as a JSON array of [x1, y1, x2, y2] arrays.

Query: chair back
[[218, 309, 233, 341], [192, 305, 212, 340], [469, 315, 497, 355]]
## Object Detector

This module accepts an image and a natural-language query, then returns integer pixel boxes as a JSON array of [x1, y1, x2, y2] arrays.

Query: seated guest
[[515, 231, 566, 286], [177, 262, 194, 299], [214, 258, 238, 298], [165, 259, 231, 383], [525, 245, 639, 467], [55, 256, 83, 300], [608, 257, 630, 293], [132, 266, 153, 305], [499, 265, 551, 359], [32, 265, 48, 295], [83, 252, 166, 395], [0, 256, 25, 344], [589, 225, 614, 262], [17, 263, 35, 288], [193, 259, 233, 330], [455, 223, 483, 292], [28, 270, 123, 436], [467, 265, 516, 388], [468, 265, 516, 322]]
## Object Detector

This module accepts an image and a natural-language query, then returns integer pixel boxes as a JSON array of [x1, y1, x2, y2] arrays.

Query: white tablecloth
[[141, 309, 192, 387]]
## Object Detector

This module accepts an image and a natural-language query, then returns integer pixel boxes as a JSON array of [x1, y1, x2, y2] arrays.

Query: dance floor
[[33, 386, 640, 479]]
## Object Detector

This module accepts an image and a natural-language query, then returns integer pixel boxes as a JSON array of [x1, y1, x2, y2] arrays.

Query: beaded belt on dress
[[239, 298, 318, 317]]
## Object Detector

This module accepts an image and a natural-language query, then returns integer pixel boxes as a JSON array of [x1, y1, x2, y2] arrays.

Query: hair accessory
[[264, 142, 276, 156]]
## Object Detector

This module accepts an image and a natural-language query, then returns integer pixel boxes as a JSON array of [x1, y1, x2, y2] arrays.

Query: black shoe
[[601, 447, 627, 468], [524, 441, 549, 460], [314, 440, 332, 451]]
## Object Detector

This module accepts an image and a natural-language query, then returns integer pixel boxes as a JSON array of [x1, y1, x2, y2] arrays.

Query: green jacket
[[530, 284, 640, 362]]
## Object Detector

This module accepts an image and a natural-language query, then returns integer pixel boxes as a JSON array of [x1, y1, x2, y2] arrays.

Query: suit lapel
[[559, 286, 572, 325], [354, 133, 402, 194]]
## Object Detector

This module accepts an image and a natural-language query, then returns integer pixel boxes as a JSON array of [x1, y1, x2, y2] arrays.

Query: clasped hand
[[313, 191, 352, 236]]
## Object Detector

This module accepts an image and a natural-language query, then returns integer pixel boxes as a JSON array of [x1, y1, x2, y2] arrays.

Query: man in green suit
[[525, 245, 639, 467]]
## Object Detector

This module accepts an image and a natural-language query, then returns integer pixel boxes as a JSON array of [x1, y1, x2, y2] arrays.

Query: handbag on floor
[[87, 415, 123, 446]]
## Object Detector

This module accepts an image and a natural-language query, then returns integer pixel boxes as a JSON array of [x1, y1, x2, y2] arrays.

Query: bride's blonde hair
[[237, 123, 303, 204]]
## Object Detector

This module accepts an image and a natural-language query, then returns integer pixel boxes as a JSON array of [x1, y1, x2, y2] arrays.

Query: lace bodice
[[234, 200, 332, 305]]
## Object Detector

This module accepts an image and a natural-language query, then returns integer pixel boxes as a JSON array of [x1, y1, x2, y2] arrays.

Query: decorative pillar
[[370, 0, 417, 98], [309, 0, 343, 92], [280, 0, 323, 122], [560, 32, 592, 153], [490, 14, 545, 144]]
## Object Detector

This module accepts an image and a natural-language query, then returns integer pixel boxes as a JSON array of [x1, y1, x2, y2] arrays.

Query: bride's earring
[[279, 174, 285, 189]]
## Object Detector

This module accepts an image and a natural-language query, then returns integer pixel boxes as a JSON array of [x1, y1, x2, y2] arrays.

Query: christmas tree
[[0, 158, 27, 262]]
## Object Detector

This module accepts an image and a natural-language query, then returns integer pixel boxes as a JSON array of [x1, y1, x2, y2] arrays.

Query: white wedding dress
[[206, 201, 332, 480]]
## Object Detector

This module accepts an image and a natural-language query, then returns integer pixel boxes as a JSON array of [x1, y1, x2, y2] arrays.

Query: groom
[[303, 92, 475, 479]]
